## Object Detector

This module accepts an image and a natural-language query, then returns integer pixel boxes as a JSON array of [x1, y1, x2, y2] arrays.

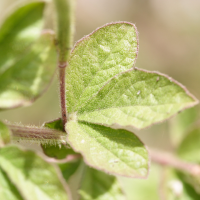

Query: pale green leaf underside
[[0, 32, 57, 109], [66, 22, 138, 113], [77, 68, 198, 129], [79, 166, 125, 200], [66, 121, 149, 178], [0, 146, 69, 200], [0, 121, 11, 147]]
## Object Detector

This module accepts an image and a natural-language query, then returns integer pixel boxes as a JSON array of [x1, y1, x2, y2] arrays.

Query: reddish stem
[[59, 62, 67, 129]]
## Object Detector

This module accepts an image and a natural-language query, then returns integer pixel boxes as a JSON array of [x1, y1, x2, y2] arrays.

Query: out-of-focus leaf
[[0, 121, 11, 147], [66, 121, 149, 178], [178, 128, 200, 162], [0, 2, 44, 75], [77, 68, 198, 129], [59, 159, 81, 181], [79, 166, 125, 200], [163, 168, 200, 200], [0, 146, 70, 200], [0, 2, 57, 109], [0, 31, 57, 109], [169, 107, 198, 147], [43, 118, 64, 131], [119, 164, 160, 200], [42, 119, 76, 159], [66, 22, 139, 114], [177, 127, 200, 194], [0, 168, 23, 200]]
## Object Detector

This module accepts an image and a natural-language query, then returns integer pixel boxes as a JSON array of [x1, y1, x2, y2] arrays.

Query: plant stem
[[150, 148, 200, 176], [53, 0, 75, 129], [9, 124, 67, 146]]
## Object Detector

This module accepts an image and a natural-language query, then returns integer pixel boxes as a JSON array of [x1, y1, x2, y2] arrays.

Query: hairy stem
[[150, 149, 200, 176], [9, 124, 67, 146], [53, 0, 75, 129]]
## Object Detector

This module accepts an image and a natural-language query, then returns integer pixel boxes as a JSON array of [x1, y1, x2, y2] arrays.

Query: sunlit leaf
[[0, 2, 57, 109], [66, 121, 149, 178], [66, 22, 138, 113], [0, 146, 70, 200], [0, 168, 23, 200], [77, 68, 198, 129]]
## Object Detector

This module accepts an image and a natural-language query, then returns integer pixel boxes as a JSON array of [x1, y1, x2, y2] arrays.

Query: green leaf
[[0, 2, 57, 109], [178, 127, 200, 162], [78, 165, 125, 200], [0, 2, 45, 74], [76, 68, 198, 129], [42, 119, 77, 159], [169, 107, 198, 147], [163, 168, 200, 200], [0, 31, 57, 109], [119, 164, 160, 200], [177, 127, 200, 194], [59, 159, 81, 181], [0, 121, 11, 147], [0, 146, 70, 200], [43, 118, 64, 131], [0, 168, 23, 200], [66, 22, 138, 113], [66, 121, 149, 178]]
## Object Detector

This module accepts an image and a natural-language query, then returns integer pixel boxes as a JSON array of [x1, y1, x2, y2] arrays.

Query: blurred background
[[0, 0, 200, 151]]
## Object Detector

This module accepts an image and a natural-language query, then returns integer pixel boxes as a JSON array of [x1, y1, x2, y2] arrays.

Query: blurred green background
[[0, 0, 200, 151]]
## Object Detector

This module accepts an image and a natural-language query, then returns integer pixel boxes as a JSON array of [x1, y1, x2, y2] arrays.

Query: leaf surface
[[0, 2, 57, 109], [79, 166, 125, 200], [0, 121, 11, 147], [0, 2, 44, 75], [0, 168, 23, 200], [66, 22, 138, 113], [66, 121, 149, 178], [59, 159, 81, 181], [77, 68, 198, 129], [0, 146, 70, 200]]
